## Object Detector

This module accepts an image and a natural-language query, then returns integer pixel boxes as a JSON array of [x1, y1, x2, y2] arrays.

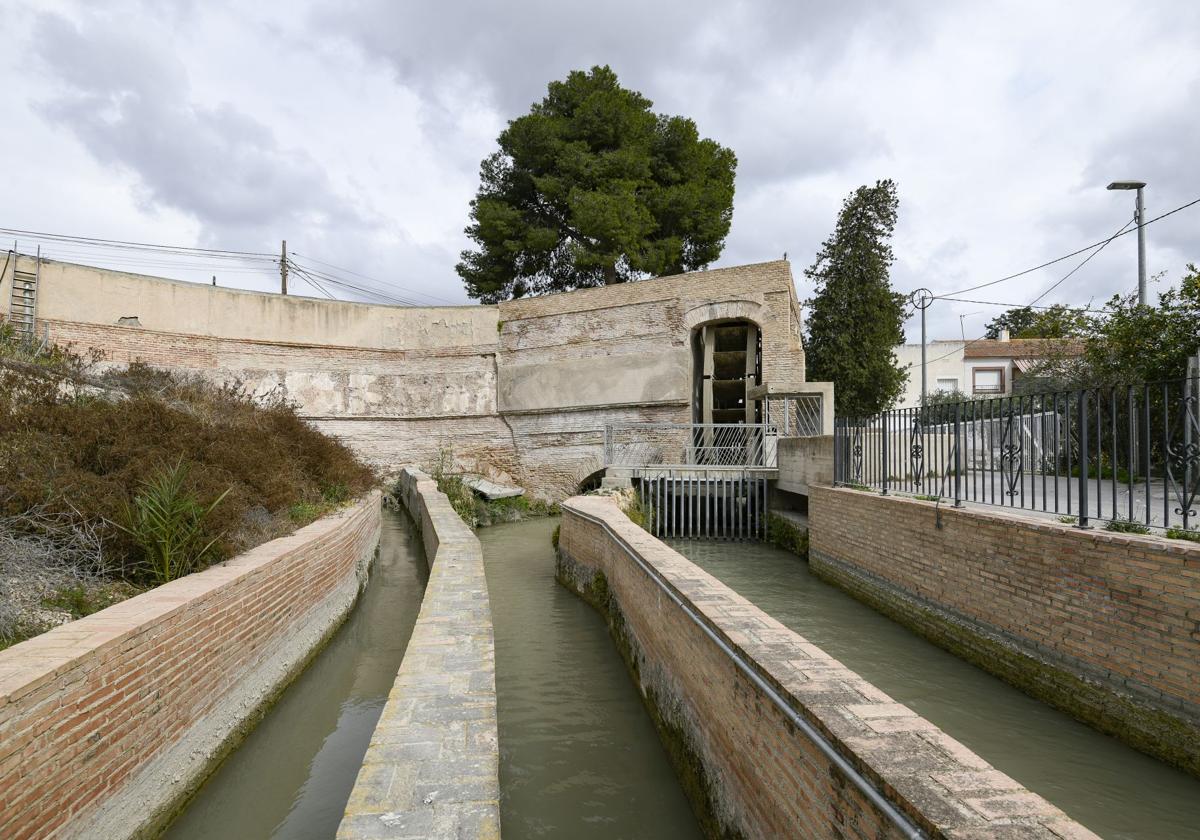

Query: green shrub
[[1057, 515, 1078, 525], [1104, 517, 1151, 535], [114, 461, 230, 584], [1166, 527, 1200, 544], [0, 336, 375, 581], [288, 501, 325, 525]]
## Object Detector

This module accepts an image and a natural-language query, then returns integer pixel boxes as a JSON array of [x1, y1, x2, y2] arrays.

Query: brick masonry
[[0, 492, 381, 840], [808, 485, 1200, 776], [557, 495, 1094, 839], [339, 468, 500, 839]]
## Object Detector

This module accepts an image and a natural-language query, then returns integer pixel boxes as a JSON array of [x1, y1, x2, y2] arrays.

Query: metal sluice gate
[[633, 470, 769, 541]]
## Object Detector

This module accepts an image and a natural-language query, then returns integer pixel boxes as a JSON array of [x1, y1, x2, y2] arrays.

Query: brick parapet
[[0, 492, 382, 840], [808, 485, 1200, 774], [558, 496, 1093, 839], [338, 468, 500, 839]]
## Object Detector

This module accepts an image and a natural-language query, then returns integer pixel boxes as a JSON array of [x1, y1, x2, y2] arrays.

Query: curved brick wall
[[0, 492, 381, 840]]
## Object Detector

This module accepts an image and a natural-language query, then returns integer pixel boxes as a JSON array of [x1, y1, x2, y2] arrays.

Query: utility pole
[[280, 240, 288, 295], [1107, 181, 1147, 305]]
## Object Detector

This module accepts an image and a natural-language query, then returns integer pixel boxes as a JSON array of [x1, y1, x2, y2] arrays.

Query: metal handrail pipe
[[564, 504, 928, 840]]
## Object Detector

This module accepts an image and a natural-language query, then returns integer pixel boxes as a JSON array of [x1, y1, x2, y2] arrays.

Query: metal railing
[[766, 395, 824, 437], [834, 376, 1200, 531], [604, 423, 779, 468]]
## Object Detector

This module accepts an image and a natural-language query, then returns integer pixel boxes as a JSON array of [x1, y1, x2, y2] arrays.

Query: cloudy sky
[[2, 0, 1198, 337]]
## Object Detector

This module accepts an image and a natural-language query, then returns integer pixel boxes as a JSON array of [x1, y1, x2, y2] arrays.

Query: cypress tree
[[804, 179, 908, 417]]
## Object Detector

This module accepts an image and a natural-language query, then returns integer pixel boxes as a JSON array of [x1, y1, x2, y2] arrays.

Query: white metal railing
[[604, 423, 779, 468], [766, 395, 824, 437]]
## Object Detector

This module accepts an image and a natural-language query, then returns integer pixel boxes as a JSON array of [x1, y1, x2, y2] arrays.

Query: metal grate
[[634, 469, 768, 540], [604, 423, 779, 468]]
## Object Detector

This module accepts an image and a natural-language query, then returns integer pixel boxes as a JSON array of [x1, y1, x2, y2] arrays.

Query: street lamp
[[1107, 180, 1147, 305]]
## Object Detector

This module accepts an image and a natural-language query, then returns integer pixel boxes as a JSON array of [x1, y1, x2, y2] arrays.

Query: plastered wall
[[9, 254, 808, 498]]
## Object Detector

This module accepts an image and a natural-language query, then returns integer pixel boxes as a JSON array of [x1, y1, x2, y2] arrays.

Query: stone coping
[[561, 495, 1097, 839], [339, 468, 500, 839]]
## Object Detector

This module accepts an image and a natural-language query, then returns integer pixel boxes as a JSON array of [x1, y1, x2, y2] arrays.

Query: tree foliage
[[983, 303, 1088, 339], [804, 179, 908, 417], [1017, 265, 1200, 389], [457, 66, 737, 302]]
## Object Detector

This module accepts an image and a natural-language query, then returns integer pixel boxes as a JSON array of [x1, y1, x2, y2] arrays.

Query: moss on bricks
[[809, 550, 1200, 778], [555, 549, 744, 840], [766, 513, 808, 559]]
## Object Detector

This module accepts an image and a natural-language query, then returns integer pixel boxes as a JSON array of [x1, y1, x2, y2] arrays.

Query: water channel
[[480, 517, 701, 839], [671, 538, 1200, 840], [165, 508, 428, 840]]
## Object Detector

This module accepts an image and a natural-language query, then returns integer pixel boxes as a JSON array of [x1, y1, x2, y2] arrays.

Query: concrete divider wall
[[339, 468, 500, 838], [775, 434, 834, 497], [809, 485, 1200, 776], [0, 492, 381, 840], [558, 495, 1094, 839]]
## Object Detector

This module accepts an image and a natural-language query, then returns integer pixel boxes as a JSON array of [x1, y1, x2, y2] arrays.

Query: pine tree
[[457, 66, 736, 302], [804, 180, 907, 417]]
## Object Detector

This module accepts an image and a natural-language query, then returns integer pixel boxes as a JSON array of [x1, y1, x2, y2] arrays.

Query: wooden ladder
[[8, 247, 39, 342]]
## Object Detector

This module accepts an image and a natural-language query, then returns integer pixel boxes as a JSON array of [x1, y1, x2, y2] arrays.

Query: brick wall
[[0, 493, 381, 840], [557, 496, 1092, 839], [808, 485, 1200, 775], [340, 468, 499, 838]]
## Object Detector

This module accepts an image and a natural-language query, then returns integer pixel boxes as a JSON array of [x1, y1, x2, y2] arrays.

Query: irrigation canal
[[165, 509, 428, 840], [671, 538, 1200, 840], [480, 517, 701, 839], [161, 506, 1200, 839]]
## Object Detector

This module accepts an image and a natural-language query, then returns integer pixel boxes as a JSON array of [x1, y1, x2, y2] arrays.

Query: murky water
[[672, 539, 1200, 840], [164, 508, 428, 840], [481, 518, 701, 839]]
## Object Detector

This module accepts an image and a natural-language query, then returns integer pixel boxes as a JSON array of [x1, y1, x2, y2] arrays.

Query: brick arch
[[682, 299, 765, 332]]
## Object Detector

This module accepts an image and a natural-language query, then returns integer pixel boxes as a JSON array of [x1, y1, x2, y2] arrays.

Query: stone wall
[[9, 254, 811, 499], [340, 468, 500, 839], [0, 493, 381, 840], [557, 495, 1093, 839], [808, 485, 1200, 776]]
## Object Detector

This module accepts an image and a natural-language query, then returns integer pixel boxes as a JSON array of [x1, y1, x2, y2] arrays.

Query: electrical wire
[[931, 194, 1200, 298], [290, 252, 458, 305], [0, 226, 275, 259]]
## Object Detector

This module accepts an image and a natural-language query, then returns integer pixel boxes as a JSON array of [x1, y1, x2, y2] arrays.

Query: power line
[[938, 296, 1103, 313], [286, 261, 429, 306], [931, 194, 1200, 298], [0, 226, 275, 260], [290, 251, 458, 305]]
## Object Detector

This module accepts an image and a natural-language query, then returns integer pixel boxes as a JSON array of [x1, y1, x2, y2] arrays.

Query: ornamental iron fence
[[833, 375, 1200, 532]]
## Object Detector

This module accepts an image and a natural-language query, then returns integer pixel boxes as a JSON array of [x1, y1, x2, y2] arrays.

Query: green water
[[164, 508, 427, 840], [480, 518, 702, 839], [672, 538, 1200, 840]]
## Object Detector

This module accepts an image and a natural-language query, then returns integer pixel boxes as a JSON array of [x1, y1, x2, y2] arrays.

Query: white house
[[893, 331, 1083, 408]]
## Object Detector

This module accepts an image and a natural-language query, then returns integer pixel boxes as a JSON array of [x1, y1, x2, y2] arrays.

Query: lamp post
[[1107, 180, 1147, 305], [909, 288, 934, 406]]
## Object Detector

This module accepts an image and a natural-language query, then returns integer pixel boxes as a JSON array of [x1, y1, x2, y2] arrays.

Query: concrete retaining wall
[[339, 468, 500, 838], [557, 496, 1092, 839], [775, 434, 834, 496], [809, 485, 1200, 776], [0, 492, 381, 840]]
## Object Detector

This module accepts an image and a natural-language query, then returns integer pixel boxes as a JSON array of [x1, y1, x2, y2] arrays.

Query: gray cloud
[[30, 10, 373, 251]]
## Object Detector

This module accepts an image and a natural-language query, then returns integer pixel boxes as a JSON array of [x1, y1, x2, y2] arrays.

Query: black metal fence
[[833, 376, 1199, 531]]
